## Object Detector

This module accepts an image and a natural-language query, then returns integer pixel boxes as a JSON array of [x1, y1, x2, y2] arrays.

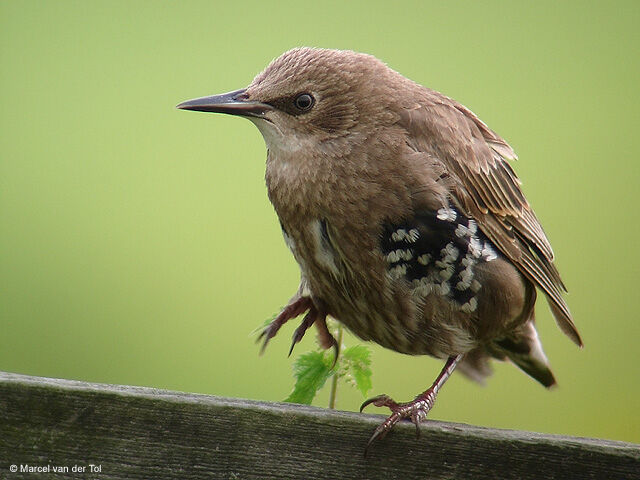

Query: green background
[[1, 1, 638, 443]]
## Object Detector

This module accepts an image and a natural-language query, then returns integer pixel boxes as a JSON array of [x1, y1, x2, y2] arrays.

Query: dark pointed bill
[[176, 89, 272, 118]]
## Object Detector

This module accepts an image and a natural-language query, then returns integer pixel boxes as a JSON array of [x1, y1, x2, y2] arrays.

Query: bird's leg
[[360, 354, 463, 452], [258, 296, 312, 354]]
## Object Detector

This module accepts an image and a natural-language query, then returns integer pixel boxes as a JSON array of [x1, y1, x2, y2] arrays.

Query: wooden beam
[[0, 371, 638, 479]]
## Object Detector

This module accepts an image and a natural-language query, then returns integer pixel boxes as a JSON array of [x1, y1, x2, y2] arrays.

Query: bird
[[177, 47, 582, 450]]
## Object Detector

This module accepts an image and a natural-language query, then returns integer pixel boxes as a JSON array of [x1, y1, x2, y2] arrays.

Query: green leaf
[[284, 351, 333, 405], [341, 345, 373, 397]]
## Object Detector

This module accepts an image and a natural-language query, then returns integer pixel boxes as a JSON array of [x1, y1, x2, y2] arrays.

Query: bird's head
[[177, 47, 403, 154]]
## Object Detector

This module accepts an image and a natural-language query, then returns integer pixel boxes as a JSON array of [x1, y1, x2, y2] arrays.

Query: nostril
[[234, 91, 249, 101]]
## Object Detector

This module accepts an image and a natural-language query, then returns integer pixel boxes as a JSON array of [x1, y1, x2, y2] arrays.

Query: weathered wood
[[0, 372, 637, 479]]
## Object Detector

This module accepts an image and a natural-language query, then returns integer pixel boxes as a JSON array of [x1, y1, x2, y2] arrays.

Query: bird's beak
[[176, 89, 272, 118]]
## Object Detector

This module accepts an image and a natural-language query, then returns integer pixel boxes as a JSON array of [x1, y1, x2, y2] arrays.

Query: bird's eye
[[294, 93, 314, 112]]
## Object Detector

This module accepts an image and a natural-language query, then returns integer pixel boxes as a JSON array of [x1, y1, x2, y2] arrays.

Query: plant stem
[[328, 324, 343, 410]]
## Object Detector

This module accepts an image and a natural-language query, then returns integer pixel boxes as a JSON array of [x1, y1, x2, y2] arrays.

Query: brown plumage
[[177, 47, 582, 450]]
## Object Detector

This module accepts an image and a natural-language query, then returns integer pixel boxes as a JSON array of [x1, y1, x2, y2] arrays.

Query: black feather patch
[[380, 207, 500, 312]]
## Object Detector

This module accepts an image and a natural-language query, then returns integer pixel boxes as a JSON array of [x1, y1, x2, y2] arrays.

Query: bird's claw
[[258, 296, 312, 355], [360, 391, 436, 454], [285, 305, 339, 368], [259, 296, 338, 363], [329, 338, 340, 369], [257, 321, 280, 355], [360, 394, 399, 412], [288, 311, 316, 356]]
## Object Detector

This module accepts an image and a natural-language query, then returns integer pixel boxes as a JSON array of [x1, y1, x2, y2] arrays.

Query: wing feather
[[400, 93, 582, 346]]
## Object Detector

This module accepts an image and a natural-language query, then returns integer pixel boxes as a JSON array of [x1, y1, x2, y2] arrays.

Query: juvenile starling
[[177, 47, 582, 448]]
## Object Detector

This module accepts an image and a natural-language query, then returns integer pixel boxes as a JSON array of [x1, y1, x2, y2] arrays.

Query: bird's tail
[[492, 320, 556, 388], [457, 320, 556, 388]]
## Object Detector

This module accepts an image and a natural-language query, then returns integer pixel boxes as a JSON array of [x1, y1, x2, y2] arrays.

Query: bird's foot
[[258, 296, 312, 354], [288, 306, 339, 367], [359, 355, 462, 454], [360, 389, 436, 452]]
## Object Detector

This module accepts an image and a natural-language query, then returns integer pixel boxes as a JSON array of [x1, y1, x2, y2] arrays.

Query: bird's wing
[[399, 94, 582, 346]]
